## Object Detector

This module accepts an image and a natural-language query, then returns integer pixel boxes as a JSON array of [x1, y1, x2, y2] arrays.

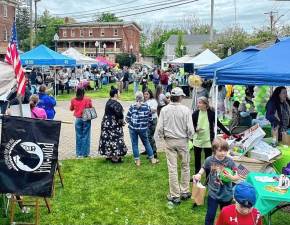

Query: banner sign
[[0, 116, 61, 197]]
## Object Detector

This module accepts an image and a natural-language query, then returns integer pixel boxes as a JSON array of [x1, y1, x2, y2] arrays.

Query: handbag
[[191, 181, 206, 206], [82, 107, 97, 121]]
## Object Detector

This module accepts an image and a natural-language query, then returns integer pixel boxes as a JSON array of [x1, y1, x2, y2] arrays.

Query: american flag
[[237, 164, 250, 178], [5, 21, 26, 96]]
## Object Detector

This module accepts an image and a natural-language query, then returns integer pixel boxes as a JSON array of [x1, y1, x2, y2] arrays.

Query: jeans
[[205, 195, 232, 225], [147, 118, 157, 157], [129, 128, 154, 160], [75, 118, 91, 157], [133, 81, 139, 93], [123, 81, 129, 91], [162, 84, 168, 94]]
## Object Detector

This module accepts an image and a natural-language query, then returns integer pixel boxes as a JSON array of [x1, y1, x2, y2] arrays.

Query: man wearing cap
[[156, 87, 194, 205], [216, 182, 262, 225]]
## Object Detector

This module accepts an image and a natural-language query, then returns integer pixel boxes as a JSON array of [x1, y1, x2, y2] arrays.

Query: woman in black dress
[[99, 86, 127, 163]]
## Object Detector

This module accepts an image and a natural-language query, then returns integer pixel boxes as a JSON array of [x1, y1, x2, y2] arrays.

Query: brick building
[[57, 22, 142, 62], [0, 0, 17, 61]]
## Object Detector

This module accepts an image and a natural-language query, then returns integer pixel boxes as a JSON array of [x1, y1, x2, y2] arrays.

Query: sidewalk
[[55, 98, 192, 160]]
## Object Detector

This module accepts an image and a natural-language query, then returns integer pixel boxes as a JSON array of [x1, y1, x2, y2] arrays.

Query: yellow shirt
[[192, 110, 212, 148]]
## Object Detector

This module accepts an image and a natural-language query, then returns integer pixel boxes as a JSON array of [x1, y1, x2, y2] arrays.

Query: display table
[[247, 172, 290, 224]]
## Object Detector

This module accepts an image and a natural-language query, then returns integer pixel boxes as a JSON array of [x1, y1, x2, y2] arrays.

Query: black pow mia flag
[[0, 116, 61, 197]]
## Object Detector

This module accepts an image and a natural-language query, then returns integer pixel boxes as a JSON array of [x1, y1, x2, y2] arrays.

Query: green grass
[[0, 153, 289, 225], [56, 82, 155, 101]]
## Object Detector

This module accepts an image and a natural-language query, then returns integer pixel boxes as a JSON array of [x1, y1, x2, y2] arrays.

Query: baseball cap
[[171, 87, 186, 97], [234, 182, 257, 208]]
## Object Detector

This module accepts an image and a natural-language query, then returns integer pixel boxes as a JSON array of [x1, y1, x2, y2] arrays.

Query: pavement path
[[55, 98, 192, 160]]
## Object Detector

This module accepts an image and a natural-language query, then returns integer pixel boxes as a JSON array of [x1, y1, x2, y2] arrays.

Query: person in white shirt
[[143, 89, 158, 158]]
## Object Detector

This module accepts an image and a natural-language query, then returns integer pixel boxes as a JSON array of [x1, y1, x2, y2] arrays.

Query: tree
[[175, 32, 186, 58], [35, 10, 65, 49], [16, 5, 31, 51], [95, 13, 123, 22], [116, 53, 136, 67]]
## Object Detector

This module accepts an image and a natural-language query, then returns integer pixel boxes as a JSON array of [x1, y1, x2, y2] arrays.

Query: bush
[[115, 53, 136, 68]]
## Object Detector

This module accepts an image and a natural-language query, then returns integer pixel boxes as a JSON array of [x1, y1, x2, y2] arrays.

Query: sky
[[36, 0, 290, 32]]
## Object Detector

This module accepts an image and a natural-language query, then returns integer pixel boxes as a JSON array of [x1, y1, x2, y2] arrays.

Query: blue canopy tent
[[197, 46, 260, 79], [20, 45, 76, 99], [215, 38, 290, 86], [21, 44, 76, 66]]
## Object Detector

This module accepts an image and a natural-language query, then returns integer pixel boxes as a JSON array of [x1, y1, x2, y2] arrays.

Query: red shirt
[[216, 204, 262, 225], [70, 97, 92, 118]]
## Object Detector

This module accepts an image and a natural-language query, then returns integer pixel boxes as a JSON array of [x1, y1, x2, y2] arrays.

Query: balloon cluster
[[254, 86, 270, 116], [232, 85, 246, 102], [188, 75, 202, 88]]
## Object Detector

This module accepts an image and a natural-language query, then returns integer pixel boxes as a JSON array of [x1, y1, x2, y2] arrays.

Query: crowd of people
[[67, 80, 269, 225], [8, 65, 289, 225]]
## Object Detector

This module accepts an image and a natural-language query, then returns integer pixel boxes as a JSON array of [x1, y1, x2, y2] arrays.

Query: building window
[[63, 30, 67, 37], [101, 28, 105, 36], [4, 27, 8, 41], [3, 4, 8, 17], [114, 29, 118, 36], [89, 29, 93, 37], [71, 29, 75, 37], [80, 29, 84, 37]]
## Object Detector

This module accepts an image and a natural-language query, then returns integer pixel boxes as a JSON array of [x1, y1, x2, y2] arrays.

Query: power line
[[59, 0, 189, 20], [69, 0, 198, 24], [67, 0, 198, 24], [52, 0, 139, 16]]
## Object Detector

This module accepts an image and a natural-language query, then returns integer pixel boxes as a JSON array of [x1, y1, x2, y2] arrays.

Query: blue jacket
[[37, 93, 56, 119]]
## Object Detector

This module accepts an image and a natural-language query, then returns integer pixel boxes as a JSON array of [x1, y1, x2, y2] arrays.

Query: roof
[[59, 21, 142, 32], [165, 34, 215, 45]]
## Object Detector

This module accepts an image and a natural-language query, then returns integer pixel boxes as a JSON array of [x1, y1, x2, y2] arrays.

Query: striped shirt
[[126, 103, 152, 130]]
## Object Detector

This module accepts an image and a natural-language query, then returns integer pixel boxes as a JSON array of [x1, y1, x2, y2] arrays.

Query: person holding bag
[[70, 88, 93, 158], [193, 137, 240, 225]]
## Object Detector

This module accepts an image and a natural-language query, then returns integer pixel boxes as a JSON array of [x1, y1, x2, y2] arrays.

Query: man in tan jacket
[[156, 87, 194, 205]]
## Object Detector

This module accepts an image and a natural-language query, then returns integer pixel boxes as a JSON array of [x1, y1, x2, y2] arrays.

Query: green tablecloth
[[274, 145, 290, 173], [246, 172, 290, 215]]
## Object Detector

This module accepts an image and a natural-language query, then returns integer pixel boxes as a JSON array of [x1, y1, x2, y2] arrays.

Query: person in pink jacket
[[29, 94, 47, 119]]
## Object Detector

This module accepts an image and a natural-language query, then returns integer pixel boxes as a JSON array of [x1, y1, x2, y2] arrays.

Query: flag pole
[[17, 94, 24, 117]]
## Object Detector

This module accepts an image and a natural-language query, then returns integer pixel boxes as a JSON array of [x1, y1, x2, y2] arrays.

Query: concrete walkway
[[55, 98, 192, 160]]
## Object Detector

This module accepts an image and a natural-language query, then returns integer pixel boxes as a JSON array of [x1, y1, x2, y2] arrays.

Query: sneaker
[[167, 195, 181, 205], [180, 192, 191, 201], [135, 159, 141, 167], [150, 158, 159, 164]]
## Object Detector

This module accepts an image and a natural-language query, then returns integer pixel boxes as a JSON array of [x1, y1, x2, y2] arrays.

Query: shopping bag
[[191, 181, 206, 205]]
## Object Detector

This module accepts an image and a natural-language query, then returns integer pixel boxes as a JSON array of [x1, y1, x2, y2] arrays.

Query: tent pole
[[214, 71, 218, 138], [54, 68, 57, 100]]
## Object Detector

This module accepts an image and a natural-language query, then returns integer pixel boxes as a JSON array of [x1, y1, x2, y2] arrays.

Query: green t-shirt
[[192, 110, 212, 148]]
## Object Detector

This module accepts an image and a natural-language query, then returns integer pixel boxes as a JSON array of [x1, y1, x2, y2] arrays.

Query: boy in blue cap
[[216, 181, 262, 225]]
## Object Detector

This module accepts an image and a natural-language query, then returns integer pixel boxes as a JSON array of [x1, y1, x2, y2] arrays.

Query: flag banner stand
[[0, 115, 61, 224], [10, 195, 40, 225]]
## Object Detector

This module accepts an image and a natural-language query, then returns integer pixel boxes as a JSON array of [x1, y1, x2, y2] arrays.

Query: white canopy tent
[[0, 62, 16, 98], [170, 55, 193, 64], [186, 49, 221, 69], [62, 47, 96, 65]]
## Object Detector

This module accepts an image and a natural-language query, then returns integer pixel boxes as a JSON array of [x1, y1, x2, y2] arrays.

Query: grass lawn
[[56, 82, 156, 102], [0, 153, 289, 225]]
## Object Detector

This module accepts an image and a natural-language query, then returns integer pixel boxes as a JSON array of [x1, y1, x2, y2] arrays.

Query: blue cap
[[234, 182, 256, 208]]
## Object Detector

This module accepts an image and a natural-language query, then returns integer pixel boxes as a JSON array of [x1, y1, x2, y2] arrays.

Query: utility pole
[[29, 0, 33, 49], [234, 0, 237, 26], [264, 11, 278, 34], [34, 0, 41, 44], [210, 0, 214, 42]]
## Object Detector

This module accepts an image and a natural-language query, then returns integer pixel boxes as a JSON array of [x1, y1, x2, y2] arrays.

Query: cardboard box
[[250, 141, 281, 161], [282, 133, 290, 146]]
